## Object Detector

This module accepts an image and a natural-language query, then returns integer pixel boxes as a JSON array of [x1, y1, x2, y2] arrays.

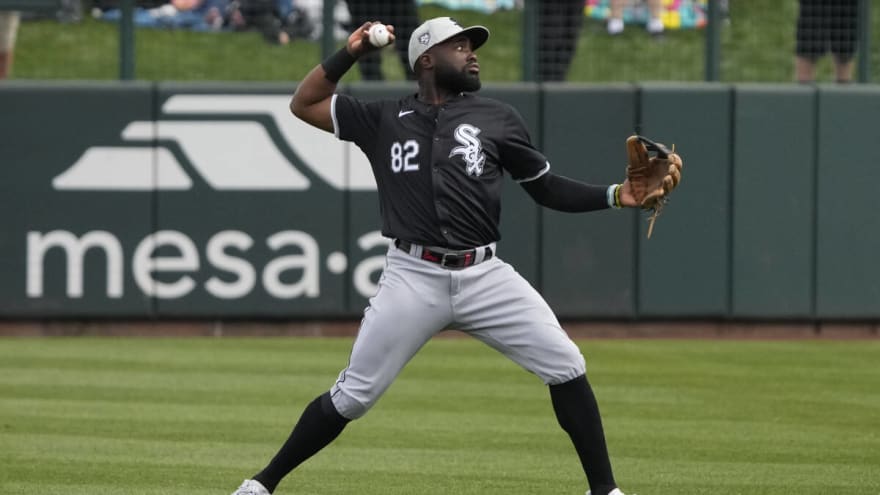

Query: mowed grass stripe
[[0, 338, 351, 373], [1, 445, 588, 494], [0, 338, 877, 494], [2, 404, 573, 451]]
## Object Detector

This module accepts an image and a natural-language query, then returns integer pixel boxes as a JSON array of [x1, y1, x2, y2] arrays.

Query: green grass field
[[1, 337, 878, 494], [13, 1, 880, 82]]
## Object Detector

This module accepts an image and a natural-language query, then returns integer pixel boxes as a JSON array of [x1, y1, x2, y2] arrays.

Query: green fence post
[[857, 0, 871, 83], [322, 0, 336, 61], [521, 0, 538, 82], [119, 0, 135, 80], [704, 0, 720, 81]]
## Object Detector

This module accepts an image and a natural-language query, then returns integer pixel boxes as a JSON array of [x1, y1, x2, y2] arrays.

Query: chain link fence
[[2, 0, 876, 82]]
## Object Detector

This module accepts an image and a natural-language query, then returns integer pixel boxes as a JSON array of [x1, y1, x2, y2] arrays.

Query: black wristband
[[321, 47, 357, 83]]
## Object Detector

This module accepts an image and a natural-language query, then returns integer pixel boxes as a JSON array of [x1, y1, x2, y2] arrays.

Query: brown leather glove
[[625, 135, 683, 238]]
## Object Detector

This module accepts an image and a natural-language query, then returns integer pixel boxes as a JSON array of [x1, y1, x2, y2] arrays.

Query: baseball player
[[232, 16, 642, 495]]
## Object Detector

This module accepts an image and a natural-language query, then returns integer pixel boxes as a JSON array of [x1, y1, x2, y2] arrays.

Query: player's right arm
[[290, 22, 393, 133]]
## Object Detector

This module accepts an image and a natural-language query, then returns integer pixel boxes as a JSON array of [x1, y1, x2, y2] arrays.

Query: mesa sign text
[[26, 229, 389, 300]]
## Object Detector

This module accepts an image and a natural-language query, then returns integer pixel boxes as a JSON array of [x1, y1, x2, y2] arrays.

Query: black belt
[[394, 239, 494, 268]]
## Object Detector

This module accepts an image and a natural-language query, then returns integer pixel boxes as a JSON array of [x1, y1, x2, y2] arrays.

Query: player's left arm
[[520, 172, 637, 211], [498, 106, 638, 211]]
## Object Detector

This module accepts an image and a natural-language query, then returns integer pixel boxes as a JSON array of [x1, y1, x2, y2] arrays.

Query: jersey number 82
[[390, 140, 420, 173]]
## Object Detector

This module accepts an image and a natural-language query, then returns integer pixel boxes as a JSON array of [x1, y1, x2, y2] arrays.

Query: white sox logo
[[449, 124, 486, 177]]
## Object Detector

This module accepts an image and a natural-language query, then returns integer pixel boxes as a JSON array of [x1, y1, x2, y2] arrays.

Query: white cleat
[[231, 479, 270, 495], [587, 489, 630, 495]]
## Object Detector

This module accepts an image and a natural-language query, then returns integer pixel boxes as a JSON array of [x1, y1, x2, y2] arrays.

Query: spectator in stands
[[97, 0, 235, 31], [346, 0, 419, 80], [273, 0, 315, 44], [92, 0, 229, 31], [229, 0, 309, 45], [795, 0, 858, 83], [231, 0, 284, 42], [91, 0, 167, 11], [173, 0, 228, 30], [537, 0, 586, 82], [607, 0, 664, 36], [93, 0, 312, 43], [0, 10, 19, 79]]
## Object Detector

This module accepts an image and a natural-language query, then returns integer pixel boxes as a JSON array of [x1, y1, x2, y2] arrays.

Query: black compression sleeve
[[520, 172, 610, 212], [322, 47, 357, 83]]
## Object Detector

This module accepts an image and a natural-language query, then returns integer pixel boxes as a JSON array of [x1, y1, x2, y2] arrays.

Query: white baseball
[[368, 23, 391, 47]]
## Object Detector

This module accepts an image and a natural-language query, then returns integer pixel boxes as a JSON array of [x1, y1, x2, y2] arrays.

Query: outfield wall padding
[[815, 86, 880, 318], [0, 83, 155, 317], [638, 84, 733, 318], [540, 84, 638, 318], [731, 85, 816, 318], [1, 81, 878, 321]]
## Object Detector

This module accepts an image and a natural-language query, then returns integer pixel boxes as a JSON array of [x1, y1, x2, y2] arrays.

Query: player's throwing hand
[[347, 21, 396, 56]]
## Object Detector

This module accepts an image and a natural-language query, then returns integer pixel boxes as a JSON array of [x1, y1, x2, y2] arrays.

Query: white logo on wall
[[27, 95, 391, 303], [449, 123, 486, 177], [52, 95, 377, 191]]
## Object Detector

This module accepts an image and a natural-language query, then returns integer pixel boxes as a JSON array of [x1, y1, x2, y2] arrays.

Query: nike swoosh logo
[[398, 110, 415, 118]]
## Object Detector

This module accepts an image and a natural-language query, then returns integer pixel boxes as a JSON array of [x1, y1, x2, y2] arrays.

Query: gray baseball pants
[[330, 243, 587, 420]]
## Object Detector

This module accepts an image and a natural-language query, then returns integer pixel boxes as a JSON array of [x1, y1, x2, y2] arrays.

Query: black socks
[[550, 374, 617, 495], [251, 378, 614, 494], [253, 392, 350, 493]]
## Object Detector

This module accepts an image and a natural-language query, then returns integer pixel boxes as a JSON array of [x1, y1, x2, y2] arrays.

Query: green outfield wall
[[1, 82, 878, 321]]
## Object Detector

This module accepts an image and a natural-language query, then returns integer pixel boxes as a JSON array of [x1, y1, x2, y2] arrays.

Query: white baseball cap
[[408, 17, 490, 70]]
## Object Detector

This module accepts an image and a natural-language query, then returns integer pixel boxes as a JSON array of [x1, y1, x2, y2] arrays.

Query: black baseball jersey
[[333, 92, 549, 249]]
